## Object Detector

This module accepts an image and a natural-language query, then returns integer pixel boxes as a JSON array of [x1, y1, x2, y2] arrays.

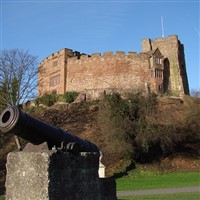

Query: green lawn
[[116, 172, 200, 191], [1, 172, 199, 200], [118, 192, 200, 200]]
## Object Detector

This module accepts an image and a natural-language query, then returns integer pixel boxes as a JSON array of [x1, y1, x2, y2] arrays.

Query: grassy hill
[[0, 93, 199, 195]]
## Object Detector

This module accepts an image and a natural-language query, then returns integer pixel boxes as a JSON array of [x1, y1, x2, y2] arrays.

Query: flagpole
[[161, 16, 165, 38]]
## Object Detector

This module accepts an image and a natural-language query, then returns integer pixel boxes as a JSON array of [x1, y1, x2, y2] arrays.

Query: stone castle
[[38, 35, 189, 99]]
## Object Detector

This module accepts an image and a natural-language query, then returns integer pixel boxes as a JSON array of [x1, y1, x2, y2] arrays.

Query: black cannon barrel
[[0, 106, 99, 153]]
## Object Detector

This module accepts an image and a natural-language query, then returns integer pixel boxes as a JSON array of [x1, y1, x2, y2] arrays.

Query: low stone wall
[[6, 151, 116, 200]]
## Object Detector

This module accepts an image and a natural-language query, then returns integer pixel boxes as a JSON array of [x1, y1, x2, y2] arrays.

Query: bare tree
[[0, 49, 38, 110], [191, 89, 200, 98]]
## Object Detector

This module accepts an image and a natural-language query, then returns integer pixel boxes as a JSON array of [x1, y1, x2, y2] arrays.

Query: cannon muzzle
[[0, 106, 99, 154]]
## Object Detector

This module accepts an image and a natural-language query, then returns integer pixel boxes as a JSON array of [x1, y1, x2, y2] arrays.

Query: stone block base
[[6, 151, 116, 200]]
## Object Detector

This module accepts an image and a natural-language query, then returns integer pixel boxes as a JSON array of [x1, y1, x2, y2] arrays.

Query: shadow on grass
[[113, 162, 136, 179]]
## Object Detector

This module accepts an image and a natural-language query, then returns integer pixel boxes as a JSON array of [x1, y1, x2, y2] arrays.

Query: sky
[[0, 0, 199, 92]]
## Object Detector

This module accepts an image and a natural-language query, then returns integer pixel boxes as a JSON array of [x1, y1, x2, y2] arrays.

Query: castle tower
[[142, 35, 189, 96], [38, 48, 75, 96]]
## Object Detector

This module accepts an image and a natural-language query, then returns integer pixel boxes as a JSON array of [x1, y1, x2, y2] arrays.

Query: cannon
[[0, 106, 99, 154]]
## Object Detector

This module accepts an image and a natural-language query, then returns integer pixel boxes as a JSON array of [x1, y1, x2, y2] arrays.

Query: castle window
[[52, 60, 58, 67], [155, 57, 162, 64], [151, 69, 163, 78], [50, 74, 60, 87], [155, 69, 163, 78]]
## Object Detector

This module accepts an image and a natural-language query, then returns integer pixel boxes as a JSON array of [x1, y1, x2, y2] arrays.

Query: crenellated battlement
[[39, 48, 74, 66], [67, 50, 149, 65], [142, 35, 180, 53], [39, 49, 151, 66], [154, 35, 178, 42]]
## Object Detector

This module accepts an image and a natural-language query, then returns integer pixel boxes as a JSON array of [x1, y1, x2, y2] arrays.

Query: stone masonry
[[38, 35, 189, 98], [6, 151, 116, 200]]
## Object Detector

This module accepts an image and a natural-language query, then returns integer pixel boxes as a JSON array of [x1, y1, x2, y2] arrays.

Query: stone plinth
[[6, 151, 116, 200]]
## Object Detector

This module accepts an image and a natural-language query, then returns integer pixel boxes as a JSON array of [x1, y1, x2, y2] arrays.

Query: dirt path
[[117, 186, 200, 197]]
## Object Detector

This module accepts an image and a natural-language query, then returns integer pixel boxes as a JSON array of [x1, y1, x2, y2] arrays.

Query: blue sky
[[1, 0, 199, 91]]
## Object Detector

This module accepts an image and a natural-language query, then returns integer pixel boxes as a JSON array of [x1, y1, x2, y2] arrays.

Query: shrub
[[98, 92, 158, 160], [62, 91, 79, 103], [35, 93, 57, 107], [177, 96, 200, 156], [97, 92, 190, 163]]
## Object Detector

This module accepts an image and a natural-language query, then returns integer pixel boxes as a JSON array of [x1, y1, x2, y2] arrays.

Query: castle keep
[[38, 35, 189, 99]]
